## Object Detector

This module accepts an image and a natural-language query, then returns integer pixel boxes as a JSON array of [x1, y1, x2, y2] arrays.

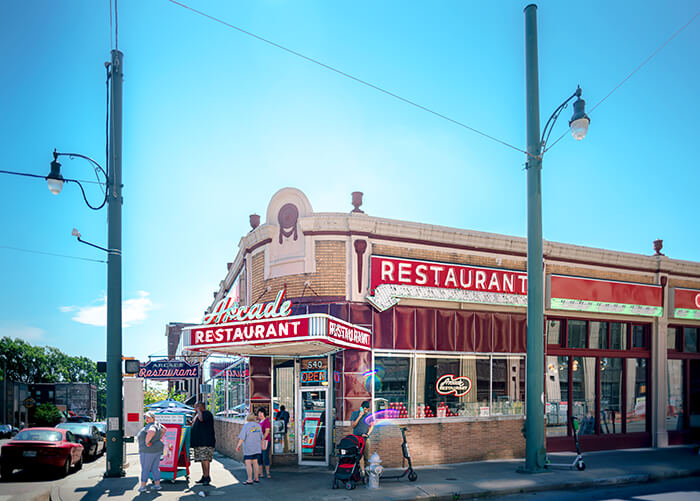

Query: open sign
[[301, 370, 327, 383]]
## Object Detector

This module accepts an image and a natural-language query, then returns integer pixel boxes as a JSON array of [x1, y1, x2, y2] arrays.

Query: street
[[0, 438, 105, 501], [498, 476, 700, 501]]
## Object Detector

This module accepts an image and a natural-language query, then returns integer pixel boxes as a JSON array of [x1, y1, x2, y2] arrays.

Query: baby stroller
[[332, 434, 365, 490]]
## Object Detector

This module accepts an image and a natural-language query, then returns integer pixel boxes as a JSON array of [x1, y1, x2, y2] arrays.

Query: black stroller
[[332, 434, 365, 490]]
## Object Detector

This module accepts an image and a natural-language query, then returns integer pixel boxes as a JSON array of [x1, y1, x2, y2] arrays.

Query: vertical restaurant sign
[[367, 255, 528, 311], [672, 288, 700, 320], [550, 275, 663, 317]]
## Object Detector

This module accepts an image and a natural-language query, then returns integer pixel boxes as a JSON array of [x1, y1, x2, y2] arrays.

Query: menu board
[[159, 425, 181, 470]]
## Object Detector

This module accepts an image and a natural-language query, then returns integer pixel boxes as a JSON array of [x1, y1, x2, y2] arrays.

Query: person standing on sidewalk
[[191, 401, 216, 485], [236, 413, 262, 484], [277, 405, 290, 453], [349, 401, 374, 472], [136, 411, 164, 493], [257, 407, 272, 479]]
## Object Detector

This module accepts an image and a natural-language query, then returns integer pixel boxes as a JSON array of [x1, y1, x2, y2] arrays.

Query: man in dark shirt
[[191, 402, 216, 485], [349, 401, 374, 471], [277, 405, 290, 452]]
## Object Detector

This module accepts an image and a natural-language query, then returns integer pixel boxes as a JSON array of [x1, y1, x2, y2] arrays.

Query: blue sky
[[1, 0, 698, 363]]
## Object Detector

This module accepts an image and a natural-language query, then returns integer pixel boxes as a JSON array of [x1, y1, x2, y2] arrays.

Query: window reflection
[[374, 356, 414, 418], [610, 323, 627, 350], [545, 356, 568, 437], [567, 320, 587, 348], [572, 356, 596, 435], [667, 327, 678, 351], [666, 359, 684, 431], [546, 320, 561, 345], [626, 358, 647, 433], [589, 322, 608, 349], [492, 357, 525, 416], [684, 328, 698, 353], [600, 358, 623, 434]]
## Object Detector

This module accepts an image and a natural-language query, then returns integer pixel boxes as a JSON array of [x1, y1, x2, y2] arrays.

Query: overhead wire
[[164, 0, 529, 157], [0, 245, 107, 264], [543, 9, 700, 155]]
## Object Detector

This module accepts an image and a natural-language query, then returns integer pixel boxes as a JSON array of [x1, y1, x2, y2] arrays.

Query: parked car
[[66, 415, 91, 423], [55, 423, 104, 460], [87, 422, 106, 447], [0, 427, 84, 479], [0, 424, 18, 439]]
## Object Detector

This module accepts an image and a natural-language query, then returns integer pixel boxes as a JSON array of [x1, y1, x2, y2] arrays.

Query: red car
[[0, 427, 84, 479]]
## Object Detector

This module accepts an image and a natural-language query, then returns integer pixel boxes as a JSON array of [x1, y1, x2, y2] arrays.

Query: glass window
[[374, 356, 414, 419], [684, 328, 698, 353], [273, 358, 295, 453], [572, 356, 596, 435], [631, 325, 646, 349], [667, 327, 679, 351], [492, 357, 525, 415], [667, 359, 685, 431], [600, 358, 623, 434], [625, 358, 648, 433], [567, 320, 587, 348], [589, 322, 608, 349], [546, 320, 561, 345], [546, 356, 569, 437], [610, 323, 627, 350]]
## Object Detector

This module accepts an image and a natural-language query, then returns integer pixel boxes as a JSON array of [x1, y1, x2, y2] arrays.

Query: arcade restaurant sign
[[138, 360, 200, 380]]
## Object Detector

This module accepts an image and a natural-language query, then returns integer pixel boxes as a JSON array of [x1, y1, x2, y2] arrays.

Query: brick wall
[[372, 244, 526, 271], [250, 240, 347, 303], [668, 278, 700, 289], [336, 417, 525, 467]]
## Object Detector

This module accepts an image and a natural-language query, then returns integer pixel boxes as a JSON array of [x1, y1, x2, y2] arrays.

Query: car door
[[65, 431, 77, 464]]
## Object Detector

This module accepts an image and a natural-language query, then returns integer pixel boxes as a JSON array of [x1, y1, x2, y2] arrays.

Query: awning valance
[[182, 314, 371, 357]]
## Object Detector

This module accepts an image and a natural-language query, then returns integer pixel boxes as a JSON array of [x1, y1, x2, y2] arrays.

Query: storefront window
[[417, 357, 462, 418], [631, 325, 646, 349], [600, 357, 623, 434], [492, 357, 524, 415], [572, 357, 596, 435], [684, 327, 698, 353], [626, 359, 647, 433], [666, 359, 684, 431], [374, 356, 414, 419], [667, 327, 679, 351], [547, 320, 561, 345], [610, 323, 627, 350], [589, 322, 608, 349], [273, 358, 295, 453], [567, 320, 586, 348], [546, 356, 568, 437]]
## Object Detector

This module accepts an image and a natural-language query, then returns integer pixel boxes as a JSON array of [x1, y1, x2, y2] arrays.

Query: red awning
[[182, 314, 371, 357]]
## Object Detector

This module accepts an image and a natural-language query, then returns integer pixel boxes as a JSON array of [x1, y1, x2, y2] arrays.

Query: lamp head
[[47, 152, 64, 195], [569, 87, 590, 140]]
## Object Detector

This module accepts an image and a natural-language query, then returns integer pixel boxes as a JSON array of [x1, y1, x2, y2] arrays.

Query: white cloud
[[61, 291, 155, 328], [0, 325, 46, 342]]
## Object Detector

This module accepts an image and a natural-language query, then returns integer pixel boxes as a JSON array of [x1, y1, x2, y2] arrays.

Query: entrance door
[[298, 389, 328, 465]]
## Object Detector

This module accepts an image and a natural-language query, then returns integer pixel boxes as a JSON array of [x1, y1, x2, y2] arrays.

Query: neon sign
[[436, 374, 472, 397], [202, 290, 292, 325]]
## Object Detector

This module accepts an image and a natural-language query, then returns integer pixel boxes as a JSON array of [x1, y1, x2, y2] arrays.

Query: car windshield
[[15, 430, 63, 442], [56, 423, 90, 435]]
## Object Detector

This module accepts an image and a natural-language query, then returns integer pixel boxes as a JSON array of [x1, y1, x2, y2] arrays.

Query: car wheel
[[60, 458, 71, 478], [1, 464, 13, 481], [75, 455, 83, 471]]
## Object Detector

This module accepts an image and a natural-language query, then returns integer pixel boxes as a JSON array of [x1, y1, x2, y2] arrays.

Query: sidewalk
[[50, 443, 700, 501]]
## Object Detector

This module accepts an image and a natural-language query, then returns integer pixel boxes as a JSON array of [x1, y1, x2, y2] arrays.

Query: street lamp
[[522, 4, 589, 474]]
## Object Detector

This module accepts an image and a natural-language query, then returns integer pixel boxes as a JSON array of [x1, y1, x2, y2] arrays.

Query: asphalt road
[[0, 438, 105, 501], [497, 476, 700, 501]]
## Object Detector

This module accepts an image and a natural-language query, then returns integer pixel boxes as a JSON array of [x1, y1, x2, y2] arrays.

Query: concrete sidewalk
[[50, 443, 700, 501]]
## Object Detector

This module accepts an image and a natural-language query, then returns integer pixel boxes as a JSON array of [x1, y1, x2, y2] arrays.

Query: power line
[[544, 9, 700, 154], [0, 245, 107, 264], [164, 0, 529, 157]]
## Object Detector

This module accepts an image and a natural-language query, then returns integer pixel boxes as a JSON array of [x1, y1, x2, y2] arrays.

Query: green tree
[[33, 403, 63, 426], [144, 387, 168, 405]]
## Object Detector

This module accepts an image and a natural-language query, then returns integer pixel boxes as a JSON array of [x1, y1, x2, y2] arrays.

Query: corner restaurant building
[[181, 188, 700, 467]]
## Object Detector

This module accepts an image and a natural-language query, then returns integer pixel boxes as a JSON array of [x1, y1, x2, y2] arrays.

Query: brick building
[[181, 187, 700, 467]]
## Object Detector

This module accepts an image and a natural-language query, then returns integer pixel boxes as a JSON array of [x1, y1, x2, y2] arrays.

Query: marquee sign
[[672, 288, 700, 320], [550, 275, 663, 317], [368, 256, 528, 311], [202, 290, 292, 325], [436, 374, 472, 397], [138, 360, 200, 380]]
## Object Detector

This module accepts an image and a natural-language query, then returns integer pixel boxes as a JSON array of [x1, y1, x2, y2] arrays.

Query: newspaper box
[[154, 413, 191, 483]]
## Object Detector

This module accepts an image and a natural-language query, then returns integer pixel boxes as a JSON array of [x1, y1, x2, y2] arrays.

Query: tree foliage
[[0, 337, 107, 418], [34, 403, 63, 426]]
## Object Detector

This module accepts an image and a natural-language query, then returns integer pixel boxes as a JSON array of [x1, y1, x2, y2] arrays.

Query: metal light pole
[[522, 4, 590, 473], [523, 3, 546, 473], [105, 48, 124, 478]]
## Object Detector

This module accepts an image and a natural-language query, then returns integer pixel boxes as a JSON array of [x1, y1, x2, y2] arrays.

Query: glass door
[[298, 388, 327, 464]]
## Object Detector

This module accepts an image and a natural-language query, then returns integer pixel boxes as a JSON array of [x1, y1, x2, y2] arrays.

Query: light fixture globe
[[46, 159, 64, 195], [569, 96, 590, 141]]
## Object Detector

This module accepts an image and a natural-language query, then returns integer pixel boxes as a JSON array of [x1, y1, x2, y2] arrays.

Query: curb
[[392, 468, 700, 501]]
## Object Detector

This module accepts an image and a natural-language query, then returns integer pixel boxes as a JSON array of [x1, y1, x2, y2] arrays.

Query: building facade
[[180, 188, 700, 467]]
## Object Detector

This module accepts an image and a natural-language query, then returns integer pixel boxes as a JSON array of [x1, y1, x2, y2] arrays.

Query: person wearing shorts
[[257, 407, 272, 478], [191, 401, 216, 485], [236, 413, 262, 484]]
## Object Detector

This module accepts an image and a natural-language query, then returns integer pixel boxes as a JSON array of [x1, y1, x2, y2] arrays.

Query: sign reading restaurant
[[138, 360, 200, 380], [368, 255, 528, 311]]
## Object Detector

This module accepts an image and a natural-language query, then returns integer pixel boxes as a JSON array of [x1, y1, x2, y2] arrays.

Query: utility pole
[[105, 48, 124, 478], [523, 4, 546, 473]]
